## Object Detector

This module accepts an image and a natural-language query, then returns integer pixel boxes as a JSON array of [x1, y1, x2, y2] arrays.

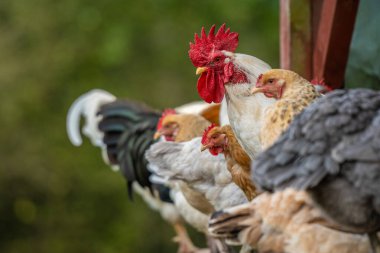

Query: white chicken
[[146, 137, 248, 211]]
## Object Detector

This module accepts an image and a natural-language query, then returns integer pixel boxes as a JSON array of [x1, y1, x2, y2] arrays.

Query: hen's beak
[[153, 131, 161, 140], [250, 86, 265, 95], [196, 67, 208, 75], [200, 144, 212, 152]]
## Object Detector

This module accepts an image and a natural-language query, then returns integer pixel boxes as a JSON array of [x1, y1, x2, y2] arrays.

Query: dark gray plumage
[[253, 89, 380, 238]]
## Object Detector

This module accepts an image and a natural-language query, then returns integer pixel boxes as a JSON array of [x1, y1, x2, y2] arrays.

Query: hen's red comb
[[201, 123, 218, 145], [189, 24, 239, 67], [311, 78, 333, 94], [157, 109, 177, 130]]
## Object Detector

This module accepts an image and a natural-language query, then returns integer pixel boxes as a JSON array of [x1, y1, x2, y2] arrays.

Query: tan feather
[[211, 190, 371, 253], [162, 114, 211, 142], [199, 103, 221, 125], [259, 70, 321, 148]]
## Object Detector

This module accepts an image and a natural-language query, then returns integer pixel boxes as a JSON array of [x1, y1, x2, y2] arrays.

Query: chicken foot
[[173, 222, 207, 253]]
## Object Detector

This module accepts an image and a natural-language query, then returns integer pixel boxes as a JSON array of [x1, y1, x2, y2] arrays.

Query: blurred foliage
[[0, 1, 279, 253], [345, 0, 380, 89]]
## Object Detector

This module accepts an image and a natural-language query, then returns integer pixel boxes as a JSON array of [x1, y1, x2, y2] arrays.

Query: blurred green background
[[0, 0, 378, 253]]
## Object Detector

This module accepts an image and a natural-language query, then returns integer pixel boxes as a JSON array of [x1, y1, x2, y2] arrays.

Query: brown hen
[[201, 124, 258, 201]]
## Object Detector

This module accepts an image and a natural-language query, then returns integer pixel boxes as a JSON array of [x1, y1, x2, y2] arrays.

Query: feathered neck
[[282, 78, 319, 100]]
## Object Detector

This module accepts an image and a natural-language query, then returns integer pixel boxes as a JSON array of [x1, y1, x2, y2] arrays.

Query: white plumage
[[222, 52, 276, 160], [66, 89, 116, 147], [146, 137, 247, 211]]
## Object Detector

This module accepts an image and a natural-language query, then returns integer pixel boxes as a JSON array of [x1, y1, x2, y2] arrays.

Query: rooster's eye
[[214, 57, 221, 62]]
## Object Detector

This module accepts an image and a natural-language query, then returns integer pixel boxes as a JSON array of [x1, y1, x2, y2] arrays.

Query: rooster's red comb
[[189, 24, 239, 67], [157, 109, 177, 130], [256, 74, 264, 86], [201, 123, 218, 145]]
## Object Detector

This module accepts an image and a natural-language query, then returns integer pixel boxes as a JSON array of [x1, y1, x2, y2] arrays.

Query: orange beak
[[196, 67, 208, 75], [153, 131, 161, 140], [250, 86, 265, 94], [200, 143, 212, 152]]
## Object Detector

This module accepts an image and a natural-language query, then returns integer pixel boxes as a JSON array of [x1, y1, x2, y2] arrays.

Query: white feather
[[132, 183, 182, 224], [66, 89, 116, 146], [175, 101, 210, 114], [146, 137, 248, 210], [171, 187, 209, 232], [219, 97, 230, 126], [223, 53, 276, 159]]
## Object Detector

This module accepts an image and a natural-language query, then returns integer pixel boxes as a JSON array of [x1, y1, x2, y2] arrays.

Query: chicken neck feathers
[[224, 53, 275, 159], [221, 125, 257, 201]]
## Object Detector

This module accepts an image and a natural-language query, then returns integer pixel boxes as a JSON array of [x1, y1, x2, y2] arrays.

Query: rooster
[[200, 124, 257, 201], [209, 189, 371, 253], [188, 24, 275, 160], [252, 88, 380, 253], [250, 69, 321, 148], [66, 89, 220, 253]]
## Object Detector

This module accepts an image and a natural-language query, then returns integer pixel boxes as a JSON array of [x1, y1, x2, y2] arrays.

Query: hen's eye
[[268, 79, 274, 84]]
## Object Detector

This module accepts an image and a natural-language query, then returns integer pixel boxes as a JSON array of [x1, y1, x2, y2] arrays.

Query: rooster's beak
[[196, 67, 208, 75], [200, 144, 211, 152], [250, 86, 265, 95], [153, 131, 161, 140]]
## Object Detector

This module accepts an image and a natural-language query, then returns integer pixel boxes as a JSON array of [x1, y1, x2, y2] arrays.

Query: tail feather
[[67, 90, 177, 204], [97, 100, 161, 198], [208, 203, 254, 243], [66, 89, 116, 146]]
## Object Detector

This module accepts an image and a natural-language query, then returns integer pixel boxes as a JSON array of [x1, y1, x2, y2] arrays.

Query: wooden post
[[280, 0, 359, 88], [312, 0, 359, 88], [280, 0, 312, 79]]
